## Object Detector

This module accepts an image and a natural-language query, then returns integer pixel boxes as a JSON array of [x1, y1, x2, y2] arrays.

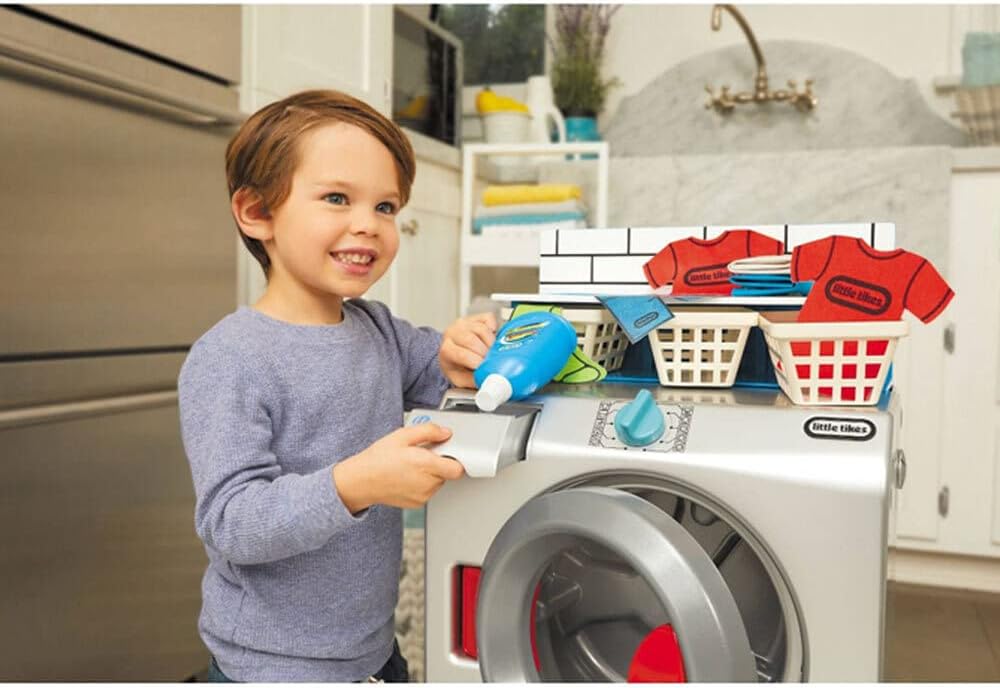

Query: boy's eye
[[376, 201, 397, 215], [324, 192, 347, 205]]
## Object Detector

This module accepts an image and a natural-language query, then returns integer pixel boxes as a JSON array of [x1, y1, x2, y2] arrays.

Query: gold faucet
[[704, 4, 818, 114]]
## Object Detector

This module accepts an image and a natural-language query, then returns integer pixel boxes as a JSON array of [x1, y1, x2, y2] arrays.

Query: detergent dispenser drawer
[[405, 402, 538, 478]]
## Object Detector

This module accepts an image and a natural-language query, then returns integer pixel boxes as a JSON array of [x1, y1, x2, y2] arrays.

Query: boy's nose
[[349, 208, 380, 235]]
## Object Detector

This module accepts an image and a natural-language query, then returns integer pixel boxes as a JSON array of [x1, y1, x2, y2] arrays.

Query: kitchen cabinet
[[243, 5, 392, 114], [890, 150, 1000, 589], [387, 132, 463, 330]]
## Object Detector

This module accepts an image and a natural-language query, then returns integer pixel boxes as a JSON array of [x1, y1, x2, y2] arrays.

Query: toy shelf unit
[[459, 141, 609, 312]]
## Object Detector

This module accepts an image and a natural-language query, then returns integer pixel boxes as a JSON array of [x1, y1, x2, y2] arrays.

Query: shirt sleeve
[[178, 338, 365, 566], [643, 242, 680, 288], [791, 236, 835, 283], [905, 259, 955, 324], [748, 230, 785, 256], [377, 305, 450, 409]]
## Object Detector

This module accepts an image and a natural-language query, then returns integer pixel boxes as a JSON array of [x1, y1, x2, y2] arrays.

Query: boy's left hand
[[439, 312, 498, 388]]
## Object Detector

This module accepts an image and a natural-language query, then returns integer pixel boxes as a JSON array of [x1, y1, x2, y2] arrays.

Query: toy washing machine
[[418, 383, 900, 682]]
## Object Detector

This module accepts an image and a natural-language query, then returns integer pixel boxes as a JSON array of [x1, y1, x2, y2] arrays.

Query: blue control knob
[[614, 389, 666, 447]]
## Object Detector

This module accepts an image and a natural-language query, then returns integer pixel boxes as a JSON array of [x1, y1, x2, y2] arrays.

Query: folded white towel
[[728, 255, 791, 275], [473, 199, 587, 219]]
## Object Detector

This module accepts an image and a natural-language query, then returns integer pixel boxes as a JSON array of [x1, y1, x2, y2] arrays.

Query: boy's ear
[[231, 187, 273, 241]]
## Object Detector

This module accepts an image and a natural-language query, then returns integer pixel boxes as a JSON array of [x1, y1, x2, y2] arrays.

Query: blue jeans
[[206, 640, 410, 682]]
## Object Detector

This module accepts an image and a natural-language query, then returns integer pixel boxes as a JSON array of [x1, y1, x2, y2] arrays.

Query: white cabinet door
[[937, 171, 1000, 557], [386, 206, 460, 332], [239, 5, 394, 307], [244, 4, 392, 114], [891, 316, 946, 543]]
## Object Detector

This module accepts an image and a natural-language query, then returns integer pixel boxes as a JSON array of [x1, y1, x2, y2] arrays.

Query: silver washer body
[[424, 384, 894, 682]]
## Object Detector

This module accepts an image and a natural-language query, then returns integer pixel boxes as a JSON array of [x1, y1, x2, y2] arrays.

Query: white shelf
[[459, 141, 610, 312], [491, 291, 807, 308]]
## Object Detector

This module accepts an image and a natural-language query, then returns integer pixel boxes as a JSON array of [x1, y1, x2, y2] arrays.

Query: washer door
[[476, 486, 758, 682]]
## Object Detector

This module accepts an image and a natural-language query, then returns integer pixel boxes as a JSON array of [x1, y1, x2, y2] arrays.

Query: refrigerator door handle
[[0, 390, 178, 431], [0, 36, 245, 125]]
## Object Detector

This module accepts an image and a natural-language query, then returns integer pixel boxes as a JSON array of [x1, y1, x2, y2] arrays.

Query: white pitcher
[[525, 75, 566, 145]]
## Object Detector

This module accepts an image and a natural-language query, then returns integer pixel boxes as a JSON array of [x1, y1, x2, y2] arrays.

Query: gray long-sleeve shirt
[[177, 300, 449, 681]]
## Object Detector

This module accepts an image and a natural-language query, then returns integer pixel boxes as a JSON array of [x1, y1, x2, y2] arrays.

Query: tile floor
[[885, 582, 1000, 681]]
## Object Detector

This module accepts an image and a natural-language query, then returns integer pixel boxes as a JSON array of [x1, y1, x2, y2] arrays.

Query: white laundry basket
[[502, 306, 628, 372], [647, 308, 759, 387], [758, 311, 908, 406]]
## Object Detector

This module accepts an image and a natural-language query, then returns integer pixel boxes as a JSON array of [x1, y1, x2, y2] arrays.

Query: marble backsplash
[[603, 40, 966, 156], [539, 145, 952, 273]]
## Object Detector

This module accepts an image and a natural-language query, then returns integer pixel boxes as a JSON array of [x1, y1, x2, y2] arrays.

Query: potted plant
[[549, 4, 621, 144]]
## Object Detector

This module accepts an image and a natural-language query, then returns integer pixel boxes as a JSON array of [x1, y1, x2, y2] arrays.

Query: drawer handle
[[400, 219, 419, 236], [0, 36, 244, 125], [0, 390, 178, 430]]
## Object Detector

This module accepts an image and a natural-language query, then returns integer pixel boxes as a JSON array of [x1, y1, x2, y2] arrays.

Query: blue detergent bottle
[[474, 311, 578, 412]]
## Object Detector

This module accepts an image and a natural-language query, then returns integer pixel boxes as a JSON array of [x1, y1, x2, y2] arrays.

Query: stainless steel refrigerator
[[1, 6, 241, 680]]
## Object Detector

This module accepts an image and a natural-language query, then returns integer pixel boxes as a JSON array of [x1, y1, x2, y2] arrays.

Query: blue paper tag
[[596, 295, 674, 344]]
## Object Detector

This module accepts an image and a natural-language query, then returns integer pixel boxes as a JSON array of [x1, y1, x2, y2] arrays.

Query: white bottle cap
[[475, 373, 513, 412]]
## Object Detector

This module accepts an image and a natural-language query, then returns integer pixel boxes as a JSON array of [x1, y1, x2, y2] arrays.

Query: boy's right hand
[[332, 423, 465, 513]]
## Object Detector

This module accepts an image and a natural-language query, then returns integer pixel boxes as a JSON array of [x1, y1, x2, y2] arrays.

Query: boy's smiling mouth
[[330, 248, 377, 275]]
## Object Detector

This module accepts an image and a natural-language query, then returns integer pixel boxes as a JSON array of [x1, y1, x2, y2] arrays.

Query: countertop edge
[[952, 146, 1000, 171]]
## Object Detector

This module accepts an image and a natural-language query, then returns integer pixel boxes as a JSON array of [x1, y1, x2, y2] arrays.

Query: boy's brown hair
[[225, 89, 416, 275]]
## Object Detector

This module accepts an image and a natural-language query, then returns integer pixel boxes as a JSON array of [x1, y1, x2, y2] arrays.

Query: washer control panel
[[589, 399, 693, 453]]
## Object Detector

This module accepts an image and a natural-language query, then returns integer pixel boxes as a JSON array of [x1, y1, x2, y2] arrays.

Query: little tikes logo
[[824, 275, 891, 316], [804, 416, 876, 442], [499, 320, 549, 346], [683, 263, 730, 287]]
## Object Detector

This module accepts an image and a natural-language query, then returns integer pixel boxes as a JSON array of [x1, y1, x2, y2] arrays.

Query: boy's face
[[263, 122, 402, 305]]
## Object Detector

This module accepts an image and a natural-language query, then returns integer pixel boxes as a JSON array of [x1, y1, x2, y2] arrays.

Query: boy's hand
[[332, 423, 465, 513], [439, 312, 498, 388]]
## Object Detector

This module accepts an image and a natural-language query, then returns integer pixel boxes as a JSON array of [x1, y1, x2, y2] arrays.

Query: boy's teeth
[[334, 252, 373, 265]]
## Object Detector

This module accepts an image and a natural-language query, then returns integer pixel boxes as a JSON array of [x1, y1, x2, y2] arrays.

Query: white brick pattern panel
[[539, 256, 592, 283], [629, 226, 705, 253], [558, 227, 630, 255], [592, 255, 650, 283], [538, 223, 896, 288]]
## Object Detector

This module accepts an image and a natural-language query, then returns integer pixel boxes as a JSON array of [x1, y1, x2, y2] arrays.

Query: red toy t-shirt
[[643, 230, 784, 295], [792, 236, 954, 323]]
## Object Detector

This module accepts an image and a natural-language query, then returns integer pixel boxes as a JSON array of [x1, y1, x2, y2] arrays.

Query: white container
[[648, 308, 759, 388], [482, 111, 530, 166], [758, 311, 908, 406], [525, 75, 566, 164]]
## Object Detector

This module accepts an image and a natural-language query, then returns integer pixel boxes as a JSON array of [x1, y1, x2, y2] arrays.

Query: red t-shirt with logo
[[792, 235, 954, 323], [643, 230, 785, 295]]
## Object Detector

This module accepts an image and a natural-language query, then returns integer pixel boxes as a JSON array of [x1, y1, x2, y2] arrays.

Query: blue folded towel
[[731, 282, 812, 297], [730, 274, 794, 286], [473, 211, 586, 231]]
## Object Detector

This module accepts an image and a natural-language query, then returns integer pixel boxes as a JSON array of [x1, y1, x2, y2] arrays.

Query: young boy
[[178, 89, 497, 682]]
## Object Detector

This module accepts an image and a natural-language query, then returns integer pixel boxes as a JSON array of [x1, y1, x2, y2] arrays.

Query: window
[[436, 4, 545, 84]]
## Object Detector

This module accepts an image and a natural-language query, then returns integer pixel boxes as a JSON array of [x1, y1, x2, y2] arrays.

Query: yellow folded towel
[[482, 184, 582, 206]]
